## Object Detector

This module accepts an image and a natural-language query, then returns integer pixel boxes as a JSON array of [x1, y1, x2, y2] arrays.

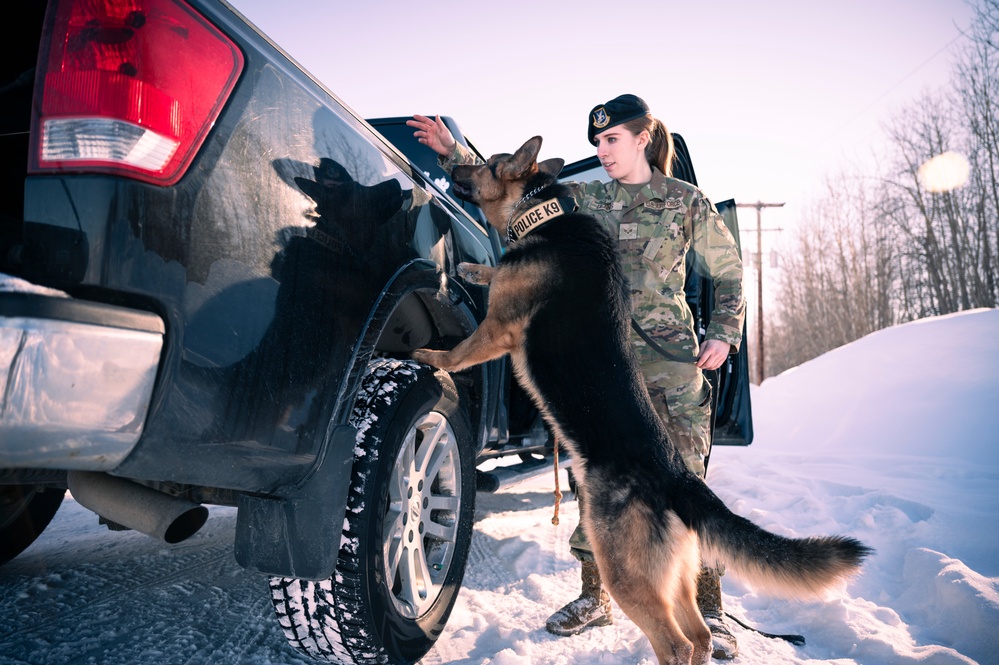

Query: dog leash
[[724, 612, 806, 646], [630, 318, 698, 364], [551, 436, 562, 525]]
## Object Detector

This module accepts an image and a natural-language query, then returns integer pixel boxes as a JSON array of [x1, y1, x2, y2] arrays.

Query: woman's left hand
[[696, 339, 731, 371]]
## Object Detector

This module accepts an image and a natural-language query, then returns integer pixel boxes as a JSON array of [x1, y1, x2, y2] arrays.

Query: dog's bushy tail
[[693, 488, 873, 598]]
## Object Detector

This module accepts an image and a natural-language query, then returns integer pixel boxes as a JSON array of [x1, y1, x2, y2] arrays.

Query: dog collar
[[508, 196, 577, 242], [307, 225, 350, 254]]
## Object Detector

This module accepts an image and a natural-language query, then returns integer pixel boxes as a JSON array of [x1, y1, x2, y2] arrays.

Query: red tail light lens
[[30, 0, 244, 185]]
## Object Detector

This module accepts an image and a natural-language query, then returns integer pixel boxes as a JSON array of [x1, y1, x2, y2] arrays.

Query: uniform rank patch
[[620, 223, 638, 240]]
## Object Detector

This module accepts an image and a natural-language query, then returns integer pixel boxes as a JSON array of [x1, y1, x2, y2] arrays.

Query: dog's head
[[451, 136, 564, 238], [295, 158, 404, 231]]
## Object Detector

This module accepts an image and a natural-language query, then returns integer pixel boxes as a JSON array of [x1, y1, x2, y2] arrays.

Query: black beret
[[587, 94, 651, 145]]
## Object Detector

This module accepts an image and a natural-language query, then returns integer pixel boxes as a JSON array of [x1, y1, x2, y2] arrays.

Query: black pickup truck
[[0, 2, 750, 663]]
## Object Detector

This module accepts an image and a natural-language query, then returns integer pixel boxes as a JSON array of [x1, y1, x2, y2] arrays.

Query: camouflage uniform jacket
[[440, 143, 746, 370]]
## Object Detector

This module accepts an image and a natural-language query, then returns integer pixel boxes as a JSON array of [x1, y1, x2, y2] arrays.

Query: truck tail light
[[29, 0, 244, 185]]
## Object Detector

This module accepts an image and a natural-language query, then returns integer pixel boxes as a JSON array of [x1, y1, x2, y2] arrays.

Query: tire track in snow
[[0, 503, 311, 665]]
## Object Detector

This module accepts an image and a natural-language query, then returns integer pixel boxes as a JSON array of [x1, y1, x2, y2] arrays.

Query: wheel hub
[[384, 411, 461, 618]]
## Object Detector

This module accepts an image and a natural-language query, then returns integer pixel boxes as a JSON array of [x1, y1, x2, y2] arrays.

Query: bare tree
[[761, 1, 998, 379], [956, 0, 999, 306], [880, 95, 964, 314], [766, 172, 900, 377]]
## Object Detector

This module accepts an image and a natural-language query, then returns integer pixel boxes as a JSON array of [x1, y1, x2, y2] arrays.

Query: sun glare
[[918, 151, 970, 193]]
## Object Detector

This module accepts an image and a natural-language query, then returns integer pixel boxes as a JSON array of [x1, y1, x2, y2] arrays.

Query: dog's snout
[[450, 176, 476, 204]]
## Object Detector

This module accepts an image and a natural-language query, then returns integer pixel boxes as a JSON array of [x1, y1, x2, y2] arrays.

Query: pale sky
[[228, 0, 975, 303]]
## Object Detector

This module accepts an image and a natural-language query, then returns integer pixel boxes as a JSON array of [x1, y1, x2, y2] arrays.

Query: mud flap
[[234, 424, 356, 580]]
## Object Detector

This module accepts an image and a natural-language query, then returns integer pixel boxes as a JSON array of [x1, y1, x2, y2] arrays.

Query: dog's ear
[[506, 136, 544, 178], [538, 158, 564, 178], [295, 176, 324, 203]]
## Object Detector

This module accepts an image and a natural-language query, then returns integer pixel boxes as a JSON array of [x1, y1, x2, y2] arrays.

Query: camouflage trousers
[[568, 362, 711, 562]]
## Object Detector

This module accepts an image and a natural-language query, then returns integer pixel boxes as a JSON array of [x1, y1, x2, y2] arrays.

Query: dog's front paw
[[457, 262, 494, 285], [412, 348, 445, 368]]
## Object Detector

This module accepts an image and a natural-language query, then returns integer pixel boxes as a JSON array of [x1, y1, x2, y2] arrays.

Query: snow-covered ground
[[1, 309, 997, 665]]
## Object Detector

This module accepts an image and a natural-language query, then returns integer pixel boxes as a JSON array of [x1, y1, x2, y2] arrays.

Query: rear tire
[[0, 485, 66, 566], [270, 359, 475, 664]]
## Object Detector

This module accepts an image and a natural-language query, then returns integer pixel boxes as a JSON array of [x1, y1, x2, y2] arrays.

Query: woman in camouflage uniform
[[409, 93, 746, 660]]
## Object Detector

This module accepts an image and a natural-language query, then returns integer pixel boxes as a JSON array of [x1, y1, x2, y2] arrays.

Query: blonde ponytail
[[622, 116, 675, 177]]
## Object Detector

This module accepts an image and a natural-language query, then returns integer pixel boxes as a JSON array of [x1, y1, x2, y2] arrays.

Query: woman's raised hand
[[406, 114, 456, 157]]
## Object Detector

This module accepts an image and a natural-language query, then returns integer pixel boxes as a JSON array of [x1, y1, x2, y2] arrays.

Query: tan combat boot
[[697, 566, 738, 660], [545, 560, 614, 636]]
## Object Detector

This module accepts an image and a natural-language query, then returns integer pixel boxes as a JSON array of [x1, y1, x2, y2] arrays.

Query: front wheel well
[[371, 286, 490, 445], [374, 289, 475, 355]]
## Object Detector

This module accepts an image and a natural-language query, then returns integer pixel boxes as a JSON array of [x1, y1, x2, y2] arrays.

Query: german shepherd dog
[[412, 136, 871, 665]]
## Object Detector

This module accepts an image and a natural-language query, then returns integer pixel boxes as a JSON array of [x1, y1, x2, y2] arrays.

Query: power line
[[815, 28, 968, 149]]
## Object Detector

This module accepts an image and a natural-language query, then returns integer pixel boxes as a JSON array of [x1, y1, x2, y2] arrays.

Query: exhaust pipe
[[67, 471, 208, 544]]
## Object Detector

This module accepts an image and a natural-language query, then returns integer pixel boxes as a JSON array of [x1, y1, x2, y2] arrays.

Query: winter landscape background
[[0, 308, 996, 664]]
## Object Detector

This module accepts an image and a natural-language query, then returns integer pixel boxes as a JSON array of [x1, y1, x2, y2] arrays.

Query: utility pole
[[736, 201, 784, 384]]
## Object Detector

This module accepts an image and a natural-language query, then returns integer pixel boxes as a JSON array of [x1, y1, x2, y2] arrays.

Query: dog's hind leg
[[673, 573, 711, 665], [601, 569, 695, 665], [591, 511, 699, 665]]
